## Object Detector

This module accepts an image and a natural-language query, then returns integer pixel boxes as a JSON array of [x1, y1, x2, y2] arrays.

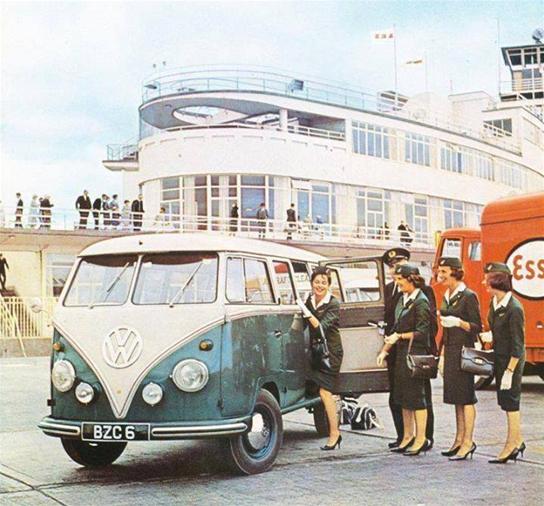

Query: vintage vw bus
[[38, 234, 388, 474]]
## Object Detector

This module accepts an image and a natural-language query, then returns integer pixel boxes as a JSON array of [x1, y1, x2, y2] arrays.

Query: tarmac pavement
[[1, 357, 543, 505]]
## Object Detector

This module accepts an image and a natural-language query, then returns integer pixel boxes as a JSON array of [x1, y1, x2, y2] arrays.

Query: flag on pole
[[372, 29, 394, 41], [405, 58, 424, 65]]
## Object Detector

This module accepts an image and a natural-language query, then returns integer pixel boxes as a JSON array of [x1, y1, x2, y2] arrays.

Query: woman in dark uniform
[[302, 266, 343, 450], [483, 263, 526, 464], [436, 257, 482, 460], [377, 264, 432, 456]]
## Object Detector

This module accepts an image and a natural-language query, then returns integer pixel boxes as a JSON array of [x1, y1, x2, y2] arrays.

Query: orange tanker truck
[[432, 192, 544, 381]]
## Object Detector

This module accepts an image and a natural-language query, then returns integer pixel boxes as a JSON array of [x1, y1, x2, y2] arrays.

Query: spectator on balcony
[[398, 221, 410, 245], [41, 195, 53, 229], [15, 193, 23, 228], [381, 222, 391, 241], [75, 190, 92, 229], [131, 194, 145, 231], [92, 195, 104, 230], [153, 207, 170, 230], [0, 253, 8, 290], [110, 194, 120, 227], [286, 203, 297, 240], [120, 200, 132, 230], [229, 202, 239, 235], [102, 195, 111, 227], [256, 202, 268, 239], [29, 195, 40, 229]]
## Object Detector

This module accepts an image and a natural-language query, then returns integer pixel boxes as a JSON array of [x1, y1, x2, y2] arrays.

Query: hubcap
[[246, 412, 272, 452]]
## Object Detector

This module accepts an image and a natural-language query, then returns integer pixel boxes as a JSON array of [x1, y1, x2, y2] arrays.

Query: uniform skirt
[[443, 343, 477, 405], [495, 354, 525, 412], [392, 340, 427, 410]]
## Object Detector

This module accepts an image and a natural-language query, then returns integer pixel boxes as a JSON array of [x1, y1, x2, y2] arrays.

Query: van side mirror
[[30, 298, 43, 314]]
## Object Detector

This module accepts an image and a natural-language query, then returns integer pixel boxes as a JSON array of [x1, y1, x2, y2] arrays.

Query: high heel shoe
[[388, 439, 402, 449], [404, 439, 431, 457], [390, 437, 415, 453], [488, 447, 519, 464], [441, 445, 461, 457], [321, 434, 342, 451], [517, 442, 526, 458], [449, 442, 477, 461]]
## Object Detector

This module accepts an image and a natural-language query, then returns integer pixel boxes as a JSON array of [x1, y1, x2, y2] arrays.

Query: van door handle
[[274, 330, 283, 338]]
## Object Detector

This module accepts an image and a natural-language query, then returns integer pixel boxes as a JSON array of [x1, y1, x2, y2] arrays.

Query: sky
[[1, 0, 543, 211]]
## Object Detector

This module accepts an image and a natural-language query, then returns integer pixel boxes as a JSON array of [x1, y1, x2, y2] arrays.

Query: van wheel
[[313, 402, 329, 437], [61, 439, 126, 467], [227, 389, 283, 475], [475, 376, 494, 389]]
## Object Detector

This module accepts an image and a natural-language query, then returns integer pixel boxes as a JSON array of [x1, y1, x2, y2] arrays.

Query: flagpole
[[424, 50, 428, 93], [393, 24, 398, 109]]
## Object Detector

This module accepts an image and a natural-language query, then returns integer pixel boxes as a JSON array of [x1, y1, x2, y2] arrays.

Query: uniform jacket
[[286, 208, 296, 222], [304, 294, 343, 372], [487, 295, 525, 359], [440, 287, 481, 346], [393, 290, 431, 352], [131, 199, 144, 214]]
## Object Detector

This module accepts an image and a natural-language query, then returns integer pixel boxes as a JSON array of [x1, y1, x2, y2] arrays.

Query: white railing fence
[[0, 296, 57, 341]]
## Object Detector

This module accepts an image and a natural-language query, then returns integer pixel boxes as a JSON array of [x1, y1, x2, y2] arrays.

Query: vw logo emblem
[[102, 327, 143, 369]]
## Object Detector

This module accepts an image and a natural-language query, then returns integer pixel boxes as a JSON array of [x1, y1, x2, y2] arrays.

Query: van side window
[[226, 257, 274, 304], [335, 261, 381, 303], [469, 241, 481, 260], [272, 261, 296, 304], [244, 259, 274, 303], [291, 261, 311, 300], [442, 239, 461, 258]]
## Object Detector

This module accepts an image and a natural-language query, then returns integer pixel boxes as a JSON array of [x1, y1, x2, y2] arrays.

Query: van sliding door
[[320, 257, 389, 395]]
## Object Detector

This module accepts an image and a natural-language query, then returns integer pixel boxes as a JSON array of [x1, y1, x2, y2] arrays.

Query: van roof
[[79, 233, 325, 262], [481, 192, 544, 226]]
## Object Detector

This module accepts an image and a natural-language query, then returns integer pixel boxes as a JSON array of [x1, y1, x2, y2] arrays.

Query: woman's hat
[[382, 247, 410, 267], [394, 263, 420, 276], [484, 262, 511, 275], [438, 256, 462, 269]]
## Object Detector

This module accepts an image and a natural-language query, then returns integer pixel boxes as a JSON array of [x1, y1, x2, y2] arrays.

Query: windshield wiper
[[88, 262, 130, 308], [168, 262, 204, 308]]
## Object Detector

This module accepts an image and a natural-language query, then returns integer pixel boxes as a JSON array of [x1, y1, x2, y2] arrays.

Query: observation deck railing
[[105, 143, 139, 161], [140, 66, 521, 152], [0, 206, 441, 249]]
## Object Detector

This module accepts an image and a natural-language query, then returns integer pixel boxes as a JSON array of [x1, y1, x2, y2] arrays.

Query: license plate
[[82, 423, 150, 441]]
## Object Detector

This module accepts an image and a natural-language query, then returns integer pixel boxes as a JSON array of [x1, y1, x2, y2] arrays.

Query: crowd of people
[[9, 192, 55, 229], [306, 247, 526, 464], [75, 191, 145, 231]]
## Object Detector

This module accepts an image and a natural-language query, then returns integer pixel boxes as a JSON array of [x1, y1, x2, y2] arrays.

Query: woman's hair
[[450, 266, 465, 281], [311, 266, 331, 285], [486, 271, 512, 292], [399, 273, 425, 288]]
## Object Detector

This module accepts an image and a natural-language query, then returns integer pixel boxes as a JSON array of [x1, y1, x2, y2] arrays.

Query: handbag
[[406, 335, 439, 379], [310, 324, 332, 372], [460, 344, 495, 377]]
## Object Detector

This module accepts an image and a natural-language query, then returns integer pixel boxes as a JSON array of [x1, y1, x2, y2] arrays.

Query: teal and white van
[[38, 234, 388, 474]]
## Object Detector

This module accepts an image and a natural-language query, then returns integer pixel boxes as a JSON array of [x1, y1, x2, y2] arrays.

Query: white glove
[[377, 350, 389, 367], [500, 369, 513, 390], [438, 355, 444, 377], [384, 332, 400, 345], [295, 298, 313, 318], [440, 315, 462, 328], [479, 331, 493, 343]]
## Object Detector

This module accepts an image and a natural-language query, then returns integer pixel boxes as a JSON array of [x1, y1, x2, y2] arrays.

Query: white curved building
[[104, 42, 544, 247]]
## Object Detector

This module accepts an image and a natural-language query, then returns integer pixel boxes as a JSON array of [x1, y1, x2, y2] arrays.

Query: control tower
[[500, 35, 543, 104]]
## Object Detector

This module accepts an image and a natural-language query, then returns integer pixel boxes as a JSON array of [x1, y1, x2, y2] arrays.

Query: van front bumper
[[38, 416, 250, 440]]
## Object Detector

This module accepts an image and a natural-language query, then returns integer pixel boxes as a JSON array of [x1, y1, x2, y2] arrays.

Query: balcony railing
[[106, 143, 138, 161], [0, 205, 472, 251], [500, 77, 543, 95], [140, 66, 521, 152]]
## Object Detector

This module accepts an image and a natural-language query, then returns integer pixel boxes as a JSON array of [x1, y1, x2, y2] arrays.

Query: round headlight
[[142, 382, 163, 406], [171, 359, 209, 392], [52, 360, 76, 392], [75, 382, 95, 404]]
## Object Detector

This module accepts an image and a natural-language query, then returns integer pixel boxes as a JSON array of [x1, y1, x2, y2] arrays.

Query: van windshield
[[133, 253, 218, 305], [64, 255, 137, 307]]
